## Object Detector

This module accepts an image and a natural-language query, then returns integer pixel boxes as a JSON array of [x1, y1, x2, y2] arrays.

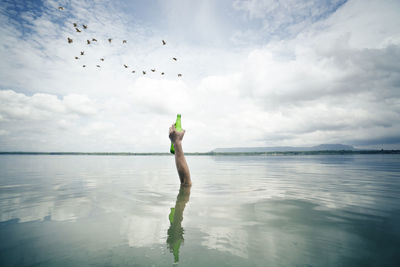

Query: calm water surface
[[0, 154, 399, 266]]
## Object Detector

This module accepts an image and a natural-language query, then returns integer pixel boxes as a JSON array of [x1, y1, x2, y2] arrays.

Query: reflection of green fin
[[169, 208, 175, 224], [173, 239, 182, 263]]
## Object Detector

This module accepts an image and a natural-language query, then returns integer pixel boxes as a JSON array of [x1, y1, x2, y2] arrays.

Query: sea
[[0, 154, 399, 266]]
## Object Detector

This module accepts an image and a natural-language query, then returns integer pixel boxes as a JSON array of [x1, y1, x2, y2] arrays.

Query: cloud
[[233, 0, 347, 37], [0, 90, 97, 121], [0, 90, 101, 151], [129, 77, 191, 115], [0, 0, 399, 151], [183, 0, 400, 149]]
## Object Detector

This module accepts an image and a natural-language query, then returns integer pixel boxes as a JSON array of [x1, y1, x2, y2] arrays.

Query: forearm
[[174, 141, 191, 185]]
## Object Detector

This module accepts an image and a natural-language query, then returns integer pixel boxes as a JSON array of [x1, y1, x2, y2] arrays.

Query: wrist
[[174, 140, 182, 146]]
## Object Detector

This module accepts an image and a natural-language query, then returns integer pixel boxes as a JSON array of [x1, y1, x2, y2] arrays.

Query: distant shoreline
[[0, 150, 399, 156]]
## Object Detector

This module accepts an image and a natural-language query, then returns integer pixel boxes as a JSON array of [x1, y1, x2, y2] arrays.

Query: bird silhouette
[[173, 57, 177, 61], [58, 7, 64, 10], [132, 70, 135, 73], [73, 23, 77, 27], [80, 51, 84, 55], [75, 28, 81, 33], [96, 65, 101, 68], [75, 56, 79, 59], [108, 38, 112, 43], [87, 40, 91, 44], [124, 64, 128, 68], [67, 37, 73, 43], [82, 65, 86, 67], [162, 40, 166, 45], [142, 71, 146, 75], [83, 24, 87, 29], [151, 69, 155, 72], [161, 72, 165, 75], [123, 40, 127, 44], [100, 58, 104, 61], [178, 74, 182, 77], [92, 38, 97, 42]]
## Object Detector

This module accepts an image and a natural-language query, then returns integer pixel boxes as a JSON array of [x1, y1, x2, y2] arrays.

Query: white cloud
[[129, 78, 191, 115], [0, 0, 399, 151], [0, 90, 97, 121], [63, 94, 97, 115]]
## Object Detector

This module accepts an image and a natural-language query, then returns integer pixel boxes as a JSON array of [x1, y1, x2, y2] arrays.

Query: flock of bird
[[59, 6, 183, 77]]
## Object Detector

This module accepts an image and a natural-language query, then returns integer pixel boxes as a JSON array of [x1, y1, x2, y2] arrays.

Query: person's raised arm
[[169, 124, 192, 186]]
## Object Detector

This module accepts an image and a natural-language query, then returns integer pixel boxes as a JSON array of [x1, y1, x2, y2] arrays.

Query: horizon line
[[1, 150, 399, 156]]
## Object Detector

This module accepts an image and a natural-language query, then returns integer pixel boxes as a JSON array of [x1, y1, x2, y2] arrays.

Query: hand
[[169, 124, 185, 144]]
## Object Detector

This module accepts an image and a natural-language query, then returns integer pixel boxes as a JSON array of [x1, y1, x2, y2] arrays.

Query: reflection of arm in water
[[169, 124, 192, 186], [167, 185, 191, 263]]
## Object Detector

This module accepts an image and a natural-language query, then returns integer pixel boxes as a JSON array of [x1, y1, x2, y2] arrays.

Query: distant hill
[[211, 144, 355, 153]]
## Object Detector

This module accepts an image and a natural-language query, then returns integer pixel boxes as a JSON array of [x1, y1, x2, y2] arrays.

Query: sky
[[0, 0, 399, 152]]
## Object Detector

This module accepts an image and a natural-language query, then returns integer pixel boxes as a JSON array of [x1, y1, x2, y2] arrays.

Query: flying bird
[[142, 71, 146, 75], [80, 51, 84, 55], [100, 58, 104, 61], [162, 40, 166, 45], [83, 24, 87, 29], [92, 38, 97, 42], [96, 65, 101, 68], [75, 28, 81, 33], [58, 6, 64, 10], [67, 37, 73, 43], [151, 69, 155, 72], [108, 38, 112, 43], [122, 40, 127, 44], [178, 74, 182, 77], [82, 65, 86, 67], [87, 40, 91, 44], [173, 57, 177, 61], [75, 56, 79, 59], [73, 23, 77, 27]]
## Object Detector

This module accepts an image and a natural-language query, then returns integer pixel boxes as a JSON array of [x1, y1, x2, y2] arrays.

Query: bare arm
[[169, 124, 192, 186]]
